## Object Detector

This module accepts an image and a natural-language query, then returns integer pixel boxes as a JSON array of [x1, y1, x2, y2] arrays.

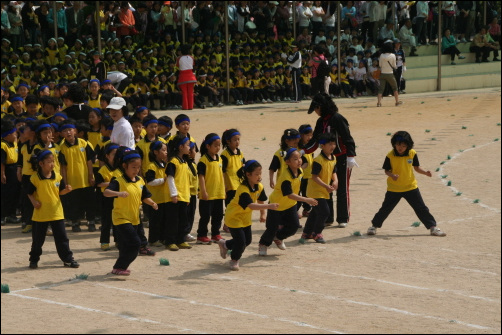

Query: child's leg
[[210, 199, 224, 237], [136, 222, 149, 248], [326, 191, 334, 224], [302, 208, 317, 236], [276, 205, 300, 240], [1, 164, 20, 220], [259, 209, 281, 247], [196, 199, 211, 237], [21, 175, 34, 226], [226, 226, 252, 261], [403, 188, 437, 229], [371, 191, 402, 228], [148, 201, 163, 243], [335, 156, 351, 224], [83, 186, 97, 226], [99, 198, 114, 244], [113, 223, 141, 270], [29, 220, 49, 263], [176, 202, 189, 244], [165, 202, 179, 245], [51, 219, 74, 263], [313, 198, 330, 235], [185, 195, 197, 235], [180, 84, 189, 109]]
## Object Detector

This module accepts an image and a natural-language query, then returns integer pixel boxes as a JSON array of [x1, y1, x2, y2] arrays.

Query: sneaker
[[63, 260, 80, 268], [451, 61, 456, 65], [88, 222, 96, 232], [302, 210, 311, 217], [267, 99, 273, 103], [493, 57, 500, 61], [217, 102, 224, 107], [166, 244, 180, 251], [367, 226, 377, 235], [211, 235, 223, 242], [338, 222, 347, 228], [111, 268, 130, 276], [430, 227, 446, 237], [196, 236, 212, 245], [208, 103, 213, 107], [184, 234, 196, 242], [218, 239, 227, 259], [22, 224, 32, 233], [177, 242, 192, 249], [139, 246, 156, 255], [258, 244, 267, 256], [229, 259, 239, 271], [274, 238, 286, 250], [46, 227, 53, 236], [261, 99, 267, 103], [458, 55, 466, 59], [0, 218, 4, 226], [314, 234, 326, 244], [100, 243, 111, 251], [149, 240, 164, 247], [71, 222, 81, 232], [395, 101, 403, 106], [6, 215, 21, 223], [324, 220, 334, 227], [29, 261, 38, 269]]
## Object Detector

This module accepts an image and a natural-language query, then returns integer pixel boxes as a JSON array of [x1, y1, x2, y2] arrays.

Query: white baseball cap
[[107, 97, 127, 109]]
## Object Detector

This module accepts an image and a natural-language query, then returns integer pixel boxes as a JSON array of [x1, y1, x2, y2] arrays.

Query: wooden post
[[53, 1, 58, 40], [437, 1, 442, 91], [96, 1, 102, 56], [181, 1, 185, 44], [337, 1, 341, 85], [225, 1, 230, 100], [293, 1, 296, 40]]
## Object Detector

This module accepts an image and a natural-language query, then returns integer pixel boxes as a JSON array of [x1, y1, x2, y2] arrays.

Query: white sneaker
[[261, 99, 267, 103], [218, 239, 227, 259], [217, 102, 224, 107], [273, 238, 286, 250], [430, 227, 446, 237], [185, 234, 196, 242], [267, 99, 273, 103], [338, 222, 347, 228], [229, 259, 239, 271], [258, 244, 268, 256], [208, 103, 213, 107], [367, 226, 377, 235]]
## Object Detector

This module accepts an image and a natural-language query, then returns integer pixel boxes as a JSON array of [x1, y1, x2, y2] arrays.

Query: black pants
[[185, 195, 197, 235], [225, 190, 237, 207], [470, 45, 492, 61], [371, 188, 436, 229], [310, 76, 325, 96], [292, 68, 302, 102], [148, 202, 167, 243], [335, 155, 351, 223], [394, 66, 404, 92], [259, 205, 299, 246], [1, 164, 20, 218], [197, 199, 224, 237], [99, 197, 116, 244], [21, 174, 34, 225], [303, 198, 330, 236], [29, 220, 74, 264], [226, 226, 252, 261], [297, 178, 312, 212], [443, 46, 461, 61], [114, 223, 140, 270], [165, 201, 188, 245], [64, 187, 96, 222]]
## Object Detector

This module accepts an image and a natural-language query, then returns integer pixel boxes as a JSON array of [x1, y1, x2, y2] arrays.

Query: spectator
[[488, 17, 501, 45], [47, 1, 67, 39], [341, 1, 357, 29], [415, 0, 429, 46], [371, 1, 388, 46], [311, 1, 325, 40], [378, 20, 396, 46], [456, 1, 472, 43], [7, 3, 22, 52], [1, 3, 10, 36], [276, 1, 291, 36], [377, 40, 402, 107], [297, 1, 313, 34], [21, 1, 39, 46], [235, 1, 251, 33], [470, 26, 494, 63], [62, 84, 94, 122], [65, 1, 84, 47], [441, 1, 456, 36], [117, 1, 136, 39], [442, 28, 466, 65], [35, 3, 51, 47], [399, 18, 418, 56]]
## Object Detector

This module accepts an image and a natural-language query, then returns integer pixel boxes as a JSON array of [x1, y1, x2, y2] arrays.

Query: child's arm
[[60, 164, 68, 184], [27, 193, 41, 209], [414, 166, 432, 177], [258, 200, 267, 222], [1, 162, 5, 184], [87, 160, 95, 186], [385, 169, 399, 181], [288, 192, 318, 206], [312, 174, 335, 193], [198, 175, 208, 200], [59, 184, 72, 195], [331, 172, 338, 190], [269, 170, 275, 189], [248, 202, 279, 211], [142, 197, 158, 210]]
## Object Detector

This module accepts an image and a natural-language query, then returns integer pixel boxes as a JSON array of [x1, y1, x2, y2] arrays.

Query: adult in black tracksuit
[[287, 44, 302, 102], [303, 93, 358, 227]]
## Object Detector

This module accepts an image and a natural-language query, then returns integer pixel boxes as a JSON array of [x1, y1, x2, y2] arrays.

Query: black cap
[[308, 93, 327, 114]]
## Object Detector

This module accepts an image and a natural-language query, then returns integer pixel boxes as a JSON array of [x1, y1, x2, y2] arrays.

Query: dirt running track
[[1, 87, 501, 334]]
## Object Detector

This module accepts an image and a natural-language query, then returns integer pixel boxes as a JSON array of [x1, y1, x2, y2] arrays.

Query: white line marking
[[437, 140, 501, 213], [216, 275, 493, 331], [292, 266, 499, 303], [95, 283, 345, 334], [8, 291, 201, 333], [10, 279, 85, 294]]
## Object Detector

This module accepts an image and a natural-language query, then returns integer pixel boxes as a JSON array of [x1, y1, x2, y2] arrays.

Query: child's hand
[[65, 184, 72, 192], [151, 202, 158, 210], [201, 191, 209, 201], [88, 175, 95, 186], [33, 201, 41, 209], [391, 174, 399, 181], [260, 213, 267, 222], [270, 181, 275, 189], [1, 174, 6, 184], [331, 181, 338, 191], [268, 203, 280, 210], [425, 170, 432, 177], [307, 198, 318, 206], [172, 195, 178, 203], [118, 191, 129, 198], [325, 184, 335, 193]]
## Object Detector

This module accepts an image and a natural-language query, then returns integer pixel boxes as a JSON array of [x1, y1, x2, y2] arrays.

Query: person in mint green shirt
[[441, 28, 465, 65]]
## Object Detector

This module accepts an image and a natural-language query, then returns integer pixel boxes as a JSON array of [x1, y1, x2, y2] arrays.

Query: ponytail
[[236, 159, 261, 187], [200, 133, 220, 156], [280, 128, 300, 151], [30, 149, 54, 172]]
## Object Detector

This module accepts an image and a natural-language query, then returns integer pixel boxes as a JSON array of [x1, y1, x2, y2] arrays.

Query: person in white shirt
[[399, 18, 418, 56], [287, 43, 302, 102], [108, 97, 135, 149], [378, 21, 396, 46], [377, 40, 402, 107], [311, 1, 325, 41], [297, 1, 313, 32]]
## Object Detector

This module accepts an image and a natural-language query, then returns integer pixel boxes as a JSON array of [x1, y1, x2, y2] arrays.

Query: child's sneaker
[[177, 242, 192, 249], [149, 240, 164, 247], [46, 226, 53, 236], [273, 238, 286, 250], [258, 244, 267, 256], [211, 235, 223, 242], [100, 243, 111, 251], [229, 259, 239, 271], [139, 246, 156, 255], [111, 268, 130, 276], [88, 221, 96, 232], [338, 222, 347, 228], [184, 234, 196, 242], [63, 260, 80, 268], [29, 261, 38, 269], [314, 234, 326, 244], [166, 244, 179, 251], [299, 232, 314, 244], [71, 222, 81, 232], [430, 227, 446, 237], [218, 239, 227, 259], [21, 224, 32, 233], [196, 236, 212, 245], [367, 226, 377, 235]]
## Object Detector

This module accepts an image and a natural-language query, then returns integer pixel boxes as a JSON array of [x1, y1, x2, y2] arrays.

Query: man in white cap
[[287, 43, 302, 102], [108, 97, 135, 148]]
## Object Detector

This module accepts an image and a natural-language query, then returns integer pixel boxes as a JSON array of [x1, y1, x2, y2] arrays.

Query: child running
[[217, 160, 279, 270], [297, 124, 314, 218], [196, 133, 225, 244], [104, 148, 158, 276], [268, 128, 301, 189], [27, 149, 78, 269], [258, 148, 318, 256], [368, 131, 447, 237], [300, 133, 338, 244]]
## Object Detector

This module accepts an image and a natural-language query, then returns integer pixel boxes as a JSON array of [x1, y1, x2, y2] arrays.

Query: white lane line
[[216, 275, 493, 331], [437, 140, 501, 214], [292, 266, 499, 303], [10, 279, 85, 294], [8, 292, 201, 333], [95, 283, 345, 334]]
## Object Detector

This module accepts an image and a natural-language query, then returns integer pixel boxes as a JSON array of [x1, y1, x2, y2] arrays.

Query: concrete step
[[405, 52, 477, 68], [405, 71, 501, 93], [402, 41, 472, 56], [405, 60, 501, 79]]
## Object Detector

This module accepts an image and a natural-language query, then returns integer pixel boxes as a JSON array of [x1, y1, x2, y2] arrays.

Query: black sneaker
[[72, 224, 81, 232], [6, 215, 21, 223], [88, 223, 96, 232], [29, 262, 38, 269], [64, 260, 80, 268]]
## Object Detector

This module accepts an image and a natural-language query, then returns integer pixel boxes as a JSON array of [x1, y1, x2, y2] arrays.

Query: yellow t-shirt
[[269, 167, 303, 211], [110, 174, 148, 226], [136, 136, 167, 175], [97, 163, 120, 192], [19, 141, 37, 176], [302, 152, 314, 179], [166, 156, 190, 203], [87, 130, 102, 168], [29, 171, 65, 222], [385, 149, 419, 192], [307, 152, 336, 199], [188, 160, 198, 196], [221, 148, 245, 192], [59, 138, 93, 190], [88, 94, 101, 109], [145, 161, 167, 204], [1, 139, 18, 165], [225, 183, 267, 228], [33, 142, 61, 175], [198, 153, 225, 200]]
